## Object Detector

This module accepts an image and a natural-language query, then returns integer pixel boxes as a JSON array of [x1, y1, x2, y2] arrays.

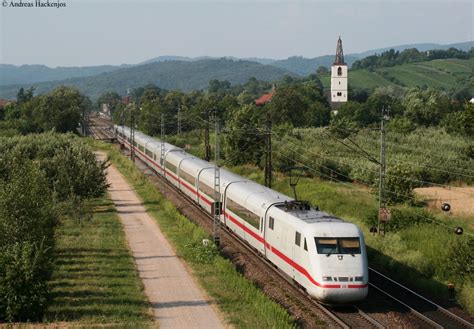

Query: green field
[[44, 197, 152, 327], [321, 58, 474, 91]]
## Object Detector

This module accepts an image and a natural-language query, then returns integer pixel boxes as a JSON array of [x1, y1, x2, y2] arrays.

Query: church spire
[[334, 36, 345, 65]]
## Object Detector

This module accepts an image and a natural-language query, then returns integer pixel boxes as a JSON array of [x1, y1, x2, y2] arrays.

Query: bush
[[0, 240, 52, 322], [365, 207, 433, 232], [0, 163, 56, 321], [446, 237, 473, 280]]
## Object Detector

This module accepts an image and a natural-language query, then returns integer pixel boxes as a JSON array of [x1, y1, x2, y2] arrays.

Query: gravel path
[[96, 152, 224, 328]]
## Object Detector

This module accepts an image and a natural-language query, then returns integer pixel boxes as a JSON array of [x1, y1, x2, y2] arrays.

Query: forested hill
[[0, 59, 296, 100], [270, 55, 360, 76], [0, 64, 131, 86]]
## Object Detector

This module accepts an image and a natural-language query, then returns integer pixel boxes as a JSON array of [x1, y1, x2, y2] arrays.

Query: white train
[[114, 125, 369, 303]]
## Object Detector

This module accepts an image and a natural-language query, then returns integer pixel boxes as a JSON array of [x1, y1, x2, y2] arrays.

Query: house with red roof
[[255, 85, 276, 106]]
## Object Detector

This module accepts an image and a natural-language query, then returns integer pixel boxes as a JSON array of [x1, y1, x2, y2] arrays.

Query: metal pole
[[129, 90, 136, 163], [378, 107, 387, 235], [204, 109, 211, 162], [160, 113, 165, 176], [213, 111, 221, 246], [265, 110, 272, 188], [177, 106, 182, 135]]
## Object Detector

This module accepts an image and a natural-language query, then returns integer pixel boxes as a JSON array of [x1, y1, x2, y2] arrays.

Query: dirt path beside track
[[96, 152, 225, 329]]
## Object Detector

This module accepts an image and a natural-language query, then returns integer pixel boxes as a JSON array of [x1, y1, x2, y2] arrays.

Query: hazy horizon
[[1, 0, 472, 67]]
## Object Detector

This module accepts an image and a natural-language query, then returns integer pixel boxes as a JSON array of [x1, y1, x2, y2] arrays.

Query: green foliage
[[2, 86, 91, 134], [442, 103, 474, 137], [446, 237, 474, 280], [403, 88, 453, 126], [0, 240, 52, 322], [0, 59, 296, 100], [224, 104, 265, 165], [352, 47, 472, 70], [272, 126, 473, 194], [365, 206, 433, 231], [384, 163, 418, 204], [0, 134, 107, 322], [184, 240, 219, 264], [0, 162, 56, 321]]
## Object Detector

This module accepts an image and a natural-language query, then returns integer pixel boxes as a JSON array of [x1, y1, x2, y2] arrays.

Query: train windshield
[[315, 237, 361, 255]]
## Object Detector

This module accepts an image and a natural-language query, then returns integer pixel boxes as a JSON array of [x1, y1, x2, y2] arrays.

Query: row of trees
[[0, 86, 90, 136], [352, 47, 473, 70], [0, 134, 108, 321]]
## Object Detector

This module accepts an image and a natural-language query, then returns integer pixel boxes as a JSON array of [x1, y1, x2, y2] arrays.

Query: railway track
[[368, 268, 473, 328], [90, 125, 473, 328], [87, 115, 115, 141]]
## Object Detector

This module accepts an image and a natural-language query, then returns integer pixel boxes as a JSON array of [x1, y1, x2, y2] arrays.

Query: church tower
[[331, 36, 348, 103]]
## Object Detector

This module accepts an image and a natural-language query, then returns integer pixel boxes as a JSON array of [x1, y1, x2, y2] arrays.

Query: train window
[[227, 198, 260, 230], [269, 217, 274, 230], [295, 232, 301, 246], [315, 238, 338, 254], [199, 181, 215, 200], [165, 161, 177, 174], [304, 238, 308, 251], [339, 238, 361, 254], [138, 144, 144, 152], [145, 148, 153, 158], [180, 169, 195, 186], [314, 237, 361, 254]]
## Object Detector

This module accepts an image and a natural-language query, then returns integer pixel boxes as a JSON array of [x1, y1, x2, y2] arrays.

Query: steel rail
[[369, 267, 473, 328]]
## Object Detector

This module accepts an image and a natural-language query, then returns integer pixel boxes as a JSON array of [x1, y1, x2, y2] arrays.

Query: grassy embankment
[[44, 197, 153, 327], [92, 139, 300, 329], [320, 58, 474, 92]]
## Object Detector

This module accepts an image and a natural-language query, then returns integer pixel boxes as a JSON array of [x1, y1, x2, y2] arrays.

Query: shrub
[[445, 237, 473, 280], [0, 163, 56, 321], [0, 240, 52, 322], [365, 207, 433, 232]]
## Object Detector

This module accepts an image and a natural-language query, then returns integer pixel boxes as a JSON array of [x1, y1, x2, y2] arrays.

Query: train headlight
[[322, 276, 333, 282]]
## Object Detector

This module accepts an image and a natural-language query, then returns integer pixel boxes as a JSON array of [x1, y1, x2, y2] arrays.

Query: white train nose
[[321, 286, 368, 303]]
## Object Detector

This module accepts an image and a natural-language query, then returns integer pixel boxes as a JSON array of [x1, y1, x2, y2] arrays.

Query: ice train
[[115, 125, 368, 303]]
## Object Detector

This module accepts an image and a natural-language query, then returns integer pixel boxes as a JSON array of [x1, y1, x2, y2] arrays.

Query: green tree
[[34, 86, 90, 133], [316, 66, 328, 75], [224, 104, 265, 165], [403, 88, 452, 126]]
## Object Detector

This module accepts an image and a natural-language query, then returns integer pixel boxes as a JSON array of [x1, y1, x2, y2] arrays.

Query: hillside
[[0, 64, 130, 86], [320, 58, 474, 91], [270, 55, 360, 76], [0, 59, 296, 100]]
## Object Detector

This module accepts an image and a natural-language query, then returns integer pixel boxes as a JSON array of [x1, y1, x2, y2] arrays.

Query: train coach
[[115, 125, 368, 303]]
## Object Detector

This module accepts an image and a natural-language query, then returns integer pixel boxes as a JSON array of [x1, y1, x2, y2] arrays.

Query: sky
[[0, 0, 472, 67]]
